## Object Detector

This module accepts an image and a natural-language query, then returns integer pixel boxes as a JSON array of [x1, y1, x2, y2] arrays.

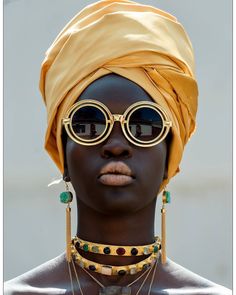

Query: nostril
[[101, 140, 133, 159], [102, 148, 131, 159]]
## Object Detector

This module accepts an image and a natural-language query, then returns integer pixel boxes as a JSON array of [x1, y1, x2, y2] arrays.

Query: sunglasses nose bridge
[[108, 114, 127, 141], [112, 114, 125, 124]]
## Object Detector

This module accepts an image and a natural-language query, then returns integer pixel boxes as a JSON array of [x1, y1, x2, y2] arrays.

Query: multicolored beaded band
[[71, 243, 160, 276], [72, 236, 161, 257]]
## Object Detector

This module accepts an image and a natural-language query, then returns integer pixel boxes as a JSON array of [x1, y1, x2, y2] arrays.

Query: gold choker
[[72, 236, 161, 257]]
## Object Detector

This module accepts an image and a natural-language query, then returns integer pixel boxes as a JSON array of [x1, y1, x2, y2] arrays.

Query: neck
[[75, 198, 157, 266], [76, 198, 157, 245], [73, 198, 159, 286]]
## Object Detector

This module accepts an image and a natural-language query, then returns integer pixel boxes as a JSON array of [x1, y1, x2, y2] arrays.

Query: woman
[[4, 0, 232, 294]]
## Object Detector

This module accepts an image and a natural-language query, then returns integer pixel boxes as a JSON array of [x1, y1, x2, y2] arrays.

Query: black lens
[[128, 107, 163, 142], [71, 106, 107, 140]]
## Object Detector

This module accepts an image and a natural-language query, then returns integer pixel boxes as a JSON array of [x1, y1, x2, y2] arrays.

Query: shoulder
[[153, 258, 232, 295], [4, 253, 70, 295], [4, 255, 232, 295]]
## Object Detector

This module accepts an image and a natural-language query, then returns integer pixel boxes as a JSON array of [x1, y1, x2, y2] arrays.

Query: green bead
[[83, 244, 89, 252], [164, 191, 171, 203], [153, 245, 159, 253], [60, 191, 73, 204]]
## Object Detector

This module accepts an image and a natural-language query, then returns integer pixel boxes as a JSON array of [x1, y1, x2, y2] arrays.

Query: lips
[[98, 161, 135, 186]]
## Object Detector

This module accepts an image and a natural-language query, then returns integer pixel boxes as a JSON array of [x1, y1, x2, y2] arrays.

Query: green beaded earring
[[161, 188, 171, 264], [60, 181, 73, 262]]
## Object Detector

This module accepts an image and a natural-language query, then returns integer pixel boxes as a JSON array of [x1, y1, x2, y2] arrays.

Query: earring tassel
[[66, 204, 72, 262], [161, 205, 166, 264], [161, 189, 170, 264], [60, 183, 73, 262]]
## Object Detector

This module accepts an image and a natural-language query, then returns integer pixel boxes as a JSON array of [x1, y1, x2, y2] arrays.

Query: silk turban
[[39, 0, 198, 191]]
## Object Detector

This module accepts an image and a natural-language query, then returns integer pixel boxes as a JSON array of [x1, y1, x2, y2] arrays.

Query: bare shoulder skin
[[4, 254, 231, 295], [151, 258, 232, 295], [4, 254, 68, 295]]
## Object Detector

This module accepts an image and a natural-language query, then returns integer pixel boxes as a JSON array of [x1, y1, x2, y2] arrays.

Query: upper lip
[[99, 161, 134, 178]]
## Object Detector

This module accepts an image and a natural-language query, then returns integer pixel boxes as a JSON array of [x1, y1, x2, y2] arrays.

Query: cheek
[[137, 142, 167, 193], [65, 140, 106, 212], [65, 140, 99, 187]]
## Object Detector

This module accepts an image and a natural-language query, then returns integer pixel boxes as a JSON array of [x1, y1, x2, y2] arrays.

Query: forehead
[[78, 74, 153, 113]]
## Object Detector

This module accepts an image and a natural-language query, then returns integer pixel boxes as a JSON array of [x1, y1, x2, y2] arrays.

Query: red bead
[[116, 247, 126, 255]]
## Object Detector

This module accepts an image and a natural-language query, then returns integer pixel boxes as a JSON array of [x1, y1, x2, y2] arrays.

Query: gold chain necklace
[[67, 255, 158, 294]]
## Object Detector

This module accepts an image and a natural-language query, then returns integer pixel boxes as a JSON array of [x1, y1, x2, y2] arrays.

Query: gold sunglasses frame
[[62, 99, 172, 147]]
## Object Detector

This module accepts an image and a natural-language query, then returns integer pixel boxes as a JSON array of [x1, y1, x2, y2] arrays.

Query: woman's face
[[65, 74, 168, 215]]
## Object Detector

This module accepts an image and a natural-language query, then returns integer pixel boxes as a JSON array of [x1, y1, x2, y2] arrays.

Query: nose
[[101, 122, 133, 159]]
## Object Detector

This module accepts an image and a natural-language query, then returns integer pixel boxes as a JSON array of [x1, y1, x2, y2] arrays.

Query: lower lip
[[99, 174, 134, 186]]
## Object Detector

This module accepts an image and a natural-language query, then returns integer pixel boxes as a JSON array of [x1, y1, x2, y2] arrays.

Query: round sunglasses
[[62, 100, 172, 147]]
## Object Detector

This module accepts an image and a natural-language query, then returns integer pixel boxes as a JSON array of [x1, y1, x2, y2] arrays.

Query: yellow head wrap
[[39, 0, 198, 190]]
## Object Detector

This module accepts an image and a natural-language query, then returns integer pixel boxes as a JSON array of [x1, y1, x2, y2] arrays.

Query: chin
[[90, 188, 154, 216], [94, 202, 141, 216]]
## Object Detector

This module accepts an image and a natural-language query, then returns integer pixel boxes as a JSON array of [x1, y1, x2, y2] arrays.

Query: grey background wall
[[4, 0, 232, 289]]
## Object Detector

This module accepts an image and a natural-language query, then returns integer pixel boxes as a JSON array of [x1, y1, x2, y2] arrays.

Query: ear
[[62, 127, 71, 182], [163, 132, 171, 180], [63, 153, 71, 182], [63, 167, 71, 182], [163, 165, 168, 180]]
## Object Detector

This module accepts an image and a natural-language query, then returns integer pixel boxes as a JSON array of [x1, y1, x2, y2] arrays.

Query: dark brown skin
[[65, 74, 167, 243], [4, 74, 231, 295], [64, 73, 167, 290]]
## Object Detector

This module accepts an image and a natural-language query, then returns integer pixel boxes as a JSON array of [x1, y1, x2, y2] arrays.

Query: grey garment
[[99, 286, 131, 295]]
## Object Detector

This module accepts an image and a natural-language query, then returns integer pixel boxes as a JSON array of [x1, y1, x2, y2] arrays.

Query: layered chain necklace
[[68, 258, 158, 294], [67, 236, 161, 294]]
